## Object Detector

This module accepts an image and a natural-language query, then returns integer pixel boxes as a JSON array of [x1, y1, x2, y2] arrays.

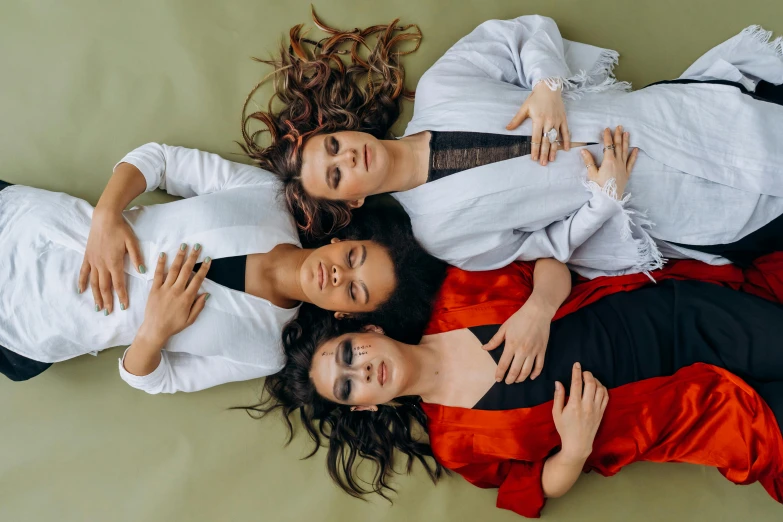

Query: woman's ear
[[360, 324, 385, 335], [350, 405, 378, 412], [348, 198, 365, 209], [330, 237, 341, 244], [334, 311, 352, 320]]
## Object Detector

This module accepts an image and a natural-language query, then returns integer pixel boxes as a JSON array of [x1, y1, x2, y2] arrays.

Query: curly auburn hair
[[235, 304, 447, 501], [240, 6, 421, 238]]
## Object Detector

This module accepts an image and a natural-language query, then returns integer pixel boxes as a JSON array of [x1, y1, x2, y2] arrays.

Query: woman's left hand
[[482, 299, 554, 383], [507, 81, 571, 166]]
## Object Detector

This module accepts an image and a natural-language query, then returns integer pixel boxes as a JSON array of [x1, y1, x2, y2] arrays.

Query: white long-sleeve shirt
[[396, 17, 783, 277], [0, 144, 300, 393]]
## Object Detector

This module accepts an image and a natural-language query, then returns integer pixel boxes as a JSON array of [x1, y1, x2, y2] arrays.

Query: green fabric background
[[1, 1, 782, 520]]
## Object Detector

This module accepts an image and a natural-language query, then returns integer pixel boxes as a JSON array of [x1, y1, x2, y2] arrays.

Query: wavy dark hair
[[240, 6, 421, 238], [237, 304, 446, 500], [329, 203, 445, 344]]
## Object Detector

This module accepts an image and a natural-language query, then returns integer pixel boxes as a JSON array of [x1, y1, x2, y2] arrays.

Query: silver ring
[[585, 163, 596, 168], [531, 141, 541, 145], [603, 144, 616, 151], [545, 128, 558, 144]]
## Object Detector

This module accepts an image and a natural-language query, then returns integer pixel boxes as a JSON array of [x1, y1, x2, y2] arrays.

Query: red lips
[[378, 361, 387, 386], [318, 262, 325, 290]]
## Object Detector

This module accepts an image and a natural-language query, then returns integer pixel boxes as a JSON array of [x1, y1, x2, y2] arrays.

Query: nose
[[331, 264, 343, 286], [337, 148, 357, 169], [361, 362, 372, 383]]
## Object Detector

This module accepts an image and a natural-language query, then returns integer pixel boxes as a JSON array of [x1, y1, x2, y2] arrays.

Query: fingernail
[[138, 264, 146, 274], [120, 303, 126, 311], [495, 377, 501, 382], [194, 243, 201, 251], [95, 304, 100, 312], [204, 293, 211, 301], [180, 243, 187, 251], [205, 257, 212, 263], [576, 362, 581, 369], [159, 252, 165, 259], [77, 286, 81, 294], [103, 309, 109, 316]]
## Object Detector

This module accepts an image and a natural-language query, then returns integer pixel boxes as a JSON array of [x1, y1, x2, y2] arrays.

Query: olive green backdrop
[[1, 1, 782, 520]]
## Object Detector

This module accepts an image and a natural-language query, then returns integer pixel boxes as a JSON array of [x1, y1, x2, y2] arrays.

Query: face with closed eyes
[[300, 131, 392, 206], [309, 330, 410, 408], [300, 238, 396, 315]]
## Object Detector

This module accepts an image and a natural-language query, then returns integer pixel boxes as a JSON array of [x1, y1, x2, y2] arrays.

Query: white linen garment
[[394, 16, 783, 278], [0, 144, 301, 393]]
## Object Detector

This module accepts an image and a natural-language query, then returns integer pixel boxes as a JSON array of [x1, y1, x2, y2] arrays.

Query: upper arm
[[116, 143, 273, 197]]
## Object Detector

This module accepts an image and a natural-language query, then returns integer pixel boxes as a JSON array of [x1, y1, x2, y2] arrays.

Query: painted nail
[[204, 293, 211, 301], [139, 264, 146, 274], [103, 309, 109, 316], [194, 243, 201, 251], [77, 286, 81, 294], [120, 303, 126, 311], [180, 243, 187, 251], [204, 257, 211, 263], [95, 304, 100, 312], [159, 252, 165, 259]]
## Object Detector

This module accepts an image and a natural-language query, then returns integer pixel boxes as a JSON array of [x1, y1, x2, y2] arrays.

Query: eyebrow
[[323, 138, 334, 190]]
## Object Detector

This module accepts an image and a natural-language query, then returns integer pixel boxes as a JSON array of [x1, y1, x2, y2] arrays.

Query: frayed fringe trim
[[741, 25, 783, 59], [584, 179, 666, 276], [558, 48, 633, 100]]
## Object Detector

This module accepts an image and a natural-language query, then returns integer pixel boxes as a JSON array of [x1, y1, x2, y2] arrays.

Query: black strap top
[[194, 255, 247, 292], [427, 131, 532, 183]]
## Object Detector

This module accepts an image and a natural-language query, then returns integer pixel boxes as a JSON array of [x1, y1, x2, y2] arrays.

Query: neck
[[259, 245, 311, 304], [397, 335, 442, 400], [378, 133, 430, 193]]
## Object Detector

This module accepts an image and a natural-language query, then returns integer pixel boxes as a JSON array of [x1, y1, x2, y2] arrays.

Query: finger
[[561, 121, 571, 151], [111, 266, 128, 311], [581, 150, 599, 178], [569, 362, 582, 401], [186, 255, 212, 297], [505, 355, 527, 385], [531, 120, 543, 161], [602, 128, 614, 158], [613, 126, 623, 157], [126, 237, 146, 276], [153, 252, 166, 287], [99, 269, 113, 315], [548, 138, 558, 163], [601, 394, 609, 413], [186, 293, 210, 327], [582, 371, 596, 405], [530, 352, 545, 380], [506, 104, 529, 131], [482, 326, 506, 351], [540, 122, 552, 165], [78, 259, 90, 294], [552, 381, 565, 417], [593, 380, 606, 408], [622, 131, 629, 163], [175, 243, 202, 288], [495, 349, 515, 382], [626, 148, 639, 175], [90, 269, 102, 312], [514, 355, 536, 383], [166, 244, 187, 286]]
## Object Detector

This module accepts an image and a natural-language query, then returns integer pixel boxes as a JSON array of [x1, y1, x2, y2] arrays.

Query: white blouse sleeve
[[118, 349, 282, 394], [116, 143, 272, 197], [424, 15, 572, 92]]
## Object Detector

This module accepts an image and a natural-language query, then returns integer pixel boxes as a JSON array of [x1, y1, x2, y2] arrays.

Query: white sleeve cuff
[[118, 348, 168, 394], [114, 144, 163, 192]]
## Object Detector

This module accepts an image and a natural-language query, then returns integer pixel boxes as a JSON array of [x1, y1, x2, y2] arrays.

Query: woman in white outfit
[[242, 12, 783, 384], [0, 144, 445, 392]]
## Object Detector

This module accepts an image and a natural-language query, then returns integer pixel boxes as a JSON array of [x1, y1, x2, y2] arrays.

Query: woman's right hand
[[136, 244, 211, 347], [552, 363, 608, 461], [581, 126, 639, 198], [79, 208, 145, 314]]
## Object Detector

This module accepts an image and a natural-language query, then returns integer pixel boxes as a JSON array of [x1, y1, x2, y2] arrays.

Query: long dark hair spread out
[[237, 305, 446, 500], [240, 7, 421, 237]]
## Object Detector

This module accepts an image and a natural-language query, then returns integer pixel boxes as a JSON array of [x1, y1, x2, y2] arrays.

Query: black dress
[[471, 279, 783, 430]]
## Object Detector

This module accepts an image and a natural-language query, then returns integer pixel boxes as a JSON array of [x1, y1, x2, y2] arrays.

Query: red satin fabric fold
[[422, 254, 783, 518]]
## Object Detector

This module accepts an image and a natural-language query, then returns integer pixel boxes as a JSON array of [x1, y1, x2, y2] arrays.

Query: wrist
[[558, 444, 591, 463], [93, 202, 125, 220], [134, 325, 167, 352], [526, 292, 559, 320]]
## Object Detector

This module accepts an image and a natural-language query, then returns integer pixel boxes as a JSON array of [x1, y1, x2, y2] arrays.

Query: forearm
[[94, 162, 147, 215], [528, 258, 572, 316], [122, 329, 165, 377], [541, 450, 587, 498]]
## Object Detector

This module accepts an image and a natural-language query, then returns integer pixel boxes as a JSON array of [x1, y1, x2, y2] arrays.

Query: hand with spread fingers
[[553, 363, 609, 461], [136, 243, 212, 347], [581, 126, 639, 198], [507, 81, 571, 166]]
